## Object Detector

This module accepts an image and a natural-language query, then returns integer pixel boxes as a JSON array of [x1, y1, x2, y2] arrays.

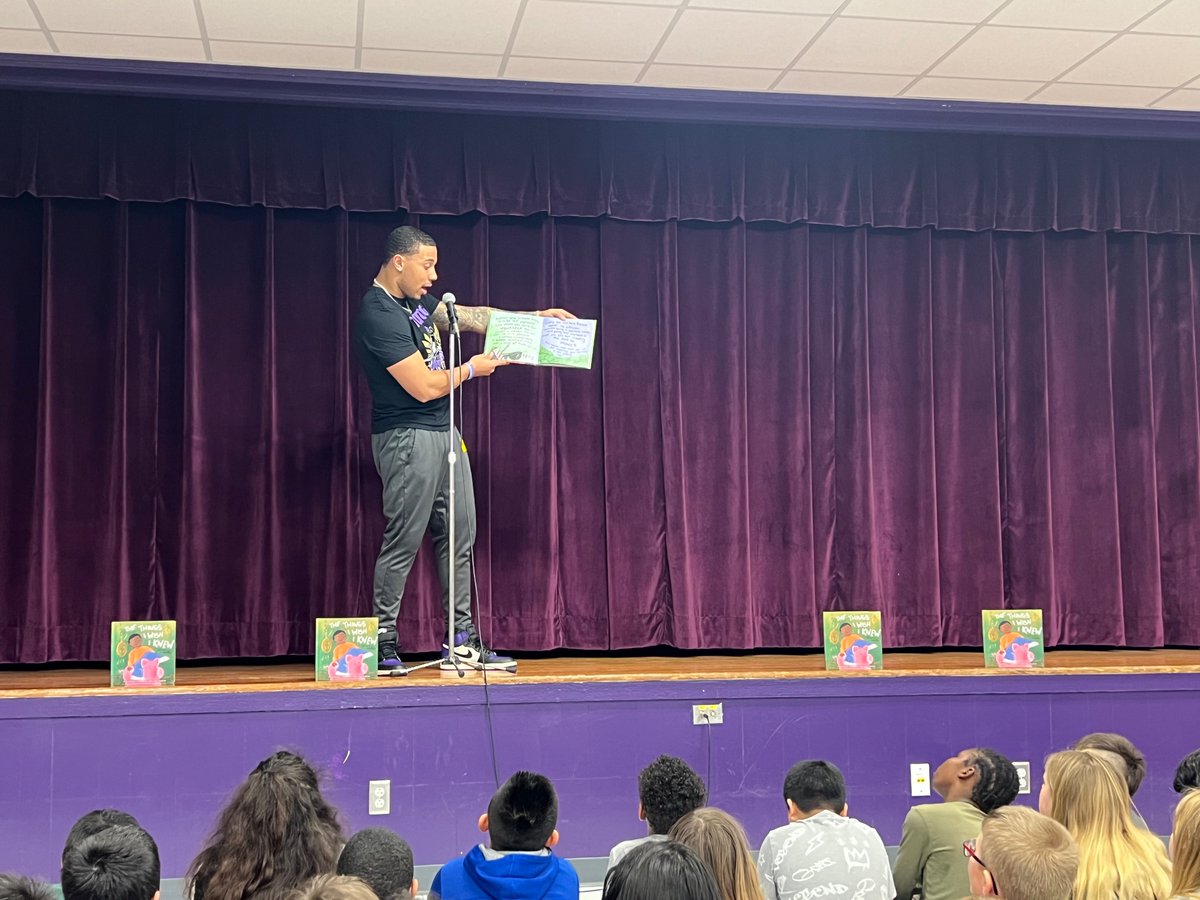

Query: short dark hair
[[967, 748, 1021, 814], [1175, 749, 1200, 793], [383, 226, 435, 265], [337, 829, 414, 900], [1074, 733, 1146, 796], [0, 875, 57, 900], [63, 810, 141, 863], [783, 761, 846, 814], [62, 824, 160, 900], [486, 771, 559, 852], [602, 840, 722, 900], [638, 756, 707, 835]]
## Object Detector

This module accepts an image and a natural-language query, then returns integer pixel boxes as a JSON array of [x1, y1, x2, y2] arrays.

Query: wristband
[[465, 362, 475, 381]]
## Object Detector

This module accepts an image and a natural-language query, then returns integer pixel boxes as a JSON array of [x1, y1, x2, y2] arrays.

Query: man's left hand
[[537, 308, 577, 319]]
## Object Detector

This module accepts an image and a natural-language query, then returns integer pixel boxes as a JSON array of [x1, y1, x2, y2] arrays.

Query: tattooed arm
[[432, 302, 576, 335]]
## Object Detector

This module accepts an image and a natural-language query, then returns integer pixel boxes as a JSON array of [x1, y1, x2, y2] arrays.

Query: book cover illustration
[[110, 621, 176, 687], [315, 618, 379, 681], [982, 609, 1044, 669], [822, 611, 883, 671]]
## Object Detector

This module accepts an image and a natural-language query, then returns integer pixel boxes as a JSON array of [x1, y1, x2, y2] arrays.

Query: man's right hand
[[469, 353, 511, 377]]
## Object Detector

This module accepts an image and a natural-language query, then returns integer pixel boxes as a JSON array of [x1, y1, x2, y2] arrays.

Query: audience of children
[[7, 735, 1200, 900]]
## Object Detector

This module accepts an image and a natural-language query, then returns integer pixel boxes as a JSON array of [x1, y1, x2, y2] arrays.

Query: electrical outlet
[[1013, 761, 1032, 795], [369, 779, 390, 815], [693, 703, 724, 725], [910, 763, 931, 797]]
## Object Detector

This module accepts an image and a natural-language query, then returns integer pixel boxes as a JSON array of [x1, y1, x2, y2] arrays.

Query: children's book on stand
[[982, 609, 1044, 669], [111, 621, 176, 687], [315, 618, 379, 682], [822, 611, 883, 671]]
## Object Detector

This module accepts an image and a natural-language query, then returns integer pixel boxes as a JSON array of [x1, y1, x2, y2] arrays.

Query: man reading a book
[[355, 225, 574, 675]]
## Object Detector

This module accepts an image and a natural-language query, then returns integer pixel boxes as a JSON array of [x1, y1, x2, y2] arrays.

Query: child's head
[[668, 808, 761, 900], [63, 810, 141, 864], [337, 829, 416, 900], [783, 760, 847, 819], [0, 875, 57, 900], [61, 824, 160, 900], [602, 841, 722, 900], [637, 756, 707, 835], [481, 771, 559, 852]]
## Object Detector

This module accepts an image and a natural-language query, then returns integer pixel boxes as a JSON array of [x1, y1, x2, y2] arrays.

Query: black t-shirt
[[355, 285, 449, 433]]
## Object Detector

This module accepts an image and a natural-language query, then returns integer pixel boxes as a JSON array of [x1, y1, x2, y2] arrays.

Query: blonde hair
[[668, 808, 764, 900], [1172, 789, 1200, 899], [290, 875, 378, 900], [1043, 750, 1171, 900], [979, 806, 1077, 900]]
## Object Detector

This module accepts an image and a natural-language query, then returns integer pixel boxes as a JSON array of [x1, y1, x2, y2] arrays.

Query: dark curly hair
[[186, 751, 345, 900], [638, 755, 707, 835], [1175, 749, 1200, 793], [967, 748, 1020, 814]]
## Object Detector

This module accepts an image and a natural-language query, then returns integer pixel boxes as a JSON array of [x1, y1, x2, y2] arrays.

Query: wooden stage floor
[[2, 648, 1200, 699]]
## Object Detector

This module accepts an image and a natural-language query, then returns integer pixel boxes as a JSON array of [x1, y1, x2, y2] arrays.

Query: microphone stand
[[401, 294, 466, 678]]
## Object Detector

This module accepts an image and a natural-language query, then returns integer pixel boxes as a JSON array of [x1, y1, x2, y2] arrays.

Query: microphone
[[442, 292, 460, 335]]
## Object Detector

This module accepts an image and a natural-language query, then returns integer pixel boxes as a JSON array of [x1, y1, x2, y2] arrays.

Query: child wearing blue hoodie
[[430, 771, 579, 900]]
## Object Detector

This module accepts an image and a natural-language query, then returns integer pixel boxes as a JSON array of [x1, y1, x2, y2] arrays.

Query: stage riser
[[0, 673, 1191, 879]]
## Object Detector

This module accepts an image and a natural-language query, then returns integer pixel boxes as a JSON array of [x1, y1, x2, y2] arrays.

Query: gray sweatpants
[[370, 426, 476, 638]]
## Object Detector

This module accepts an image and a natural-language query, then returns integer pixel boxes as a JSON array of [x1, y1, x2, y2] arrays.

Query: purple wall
[[1, 672, 1191, 880]]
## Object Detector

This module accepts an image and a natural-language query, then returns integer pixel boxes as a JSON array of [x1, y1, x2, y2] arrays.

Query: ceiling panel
[[991, 0, 1164, 31], [0, 0, 39, 29], [1034, 82, 1170, 106], [359, 48, 502, 78], [932, 26, 1113, 81], [1134, 0, 1200, 36], [209, 41, 355, 69], [35, 0, 200, 38], [841, 0, 1003, 24], [774, 69, 911, 95], [514, 0, 676, 63], [655, 9, 825, 69], [0, 27, 50, 52], [1154, 88, 1200, 108], [908, 75, 1040, 101], [688, 0, 842, 12], [1064, 33, 1200, 86], [52, 31, 206, 60], [795, 17, 973, 74], [505, 56, 642, 83], [362, 0, 521, 55], [643, 63, 779, 90], [202, 0, 359, 46]]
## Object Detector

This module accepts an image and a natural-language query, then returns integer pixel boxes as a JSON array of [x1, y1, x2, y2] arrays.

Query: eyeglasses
[[963, 839, 1000, 895]]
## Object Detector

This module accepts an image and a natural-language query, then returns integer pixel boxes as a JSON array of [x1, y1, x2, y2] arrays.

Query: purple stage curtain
[[4, 191, 1200, 662], [5, 89, 1200, 232]]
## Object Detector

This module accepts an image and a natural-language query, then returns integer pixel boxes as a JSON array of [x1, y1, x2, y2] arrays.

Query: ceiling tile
[[642, 63, 779, 90], [932, 26, 1112, 81], [359, 48, 502, 78], [513, 1, 676, 63], [1033, 82, 1168, 107], [1134, 0, 1200, 36], [795, 17, 972, 74], [0, 0, 38, 29], [202, 0, 359, 45], [36, 0, 200, 37], [540, 0, 679, 4], [908, 76, 1041, 101], [504, 56, 642, 83], [774, 69, 911, 95], [841, 0, 1003, 24], [0, 27, 51, 52], [52, 32, 206, 60], [1153, 88, 1200, 109], [689, 0, 841, 12], [656, 9, 824, 68], [1064, 33, 1200, 86], [363, 0, 521, 55], [992, 0, 1163, 31], [209, 41, 356, 69]]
